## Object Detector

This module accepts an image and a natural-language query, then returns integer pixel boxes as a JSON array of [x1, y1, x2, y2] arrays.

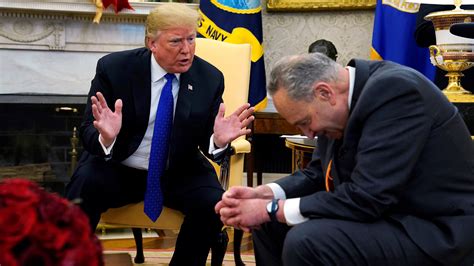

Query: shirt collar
[[150, 55, 181, 83], [346, 66, 355, 110]]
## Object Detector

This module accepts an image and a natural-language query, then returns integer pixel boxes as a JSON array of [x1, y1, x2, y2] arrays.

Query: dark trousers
[[66, 153, 224, 266], [253, 219, 442, 266]]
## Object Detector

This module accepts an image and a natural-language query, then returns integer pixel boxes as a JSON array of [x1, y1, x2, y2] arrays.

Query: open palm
[[91, 92, 123, 147], [213, 103, 254, 148]]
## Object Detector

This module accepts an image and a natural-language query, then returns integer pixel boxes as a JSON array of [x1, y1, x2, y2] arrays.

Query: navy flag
[[198, 0, 267, 110]]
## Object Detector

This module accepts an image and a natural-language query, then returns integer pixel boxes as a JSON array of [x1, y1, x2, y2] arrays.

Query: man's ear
[[147, 37, 156, 51], [313, 83, 332, 102]]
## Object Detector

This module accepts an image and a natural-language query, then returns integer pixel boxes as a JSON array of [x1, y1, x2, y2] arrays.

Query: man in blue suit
[[216, 53, 474, 265], [66, 3, 254, 265]]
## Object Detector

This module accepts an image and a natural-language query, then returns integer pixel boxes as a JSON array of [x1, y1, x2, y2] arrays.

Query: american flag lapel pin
[[188, 84, 193, 91]]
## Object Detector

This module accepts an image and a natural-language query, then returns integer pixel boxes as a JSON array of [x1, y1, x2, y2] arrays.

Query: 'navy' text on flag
[[198, 0, 267, 111]]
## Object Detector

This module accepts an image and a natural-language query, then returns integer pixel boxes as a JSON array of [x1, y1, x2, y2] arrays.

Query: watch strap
[[269, 198, 280, 223]]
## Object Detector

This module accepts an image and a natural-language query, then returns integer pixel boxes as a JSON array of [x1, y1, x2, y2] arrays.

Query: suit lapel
[[329, 60, 371, 189], [174, 71, 193, 125], [131, 49, 152, 127], [168, 70, 194, 163]]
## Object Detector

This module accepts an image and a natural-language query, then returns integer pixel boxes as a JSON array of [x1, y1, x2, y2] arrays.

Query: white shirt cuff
[[209, 134, 228, 155], [284, 198, 309, 226], [267, 183, 286, 200], [98, 134, 116, 156]]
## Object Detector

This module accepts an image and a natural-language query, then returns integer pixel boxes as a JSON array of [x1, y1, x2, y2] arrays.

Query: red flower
[[102, 0, 134, 14], [0, 178, 39, 207], [0, 206, 36, 247], [0, 178, 103, 266]]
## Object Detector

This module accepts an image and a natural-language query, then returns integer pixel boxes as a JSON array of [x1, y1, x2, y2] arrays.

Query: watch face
[[266, 201, 273, 213]]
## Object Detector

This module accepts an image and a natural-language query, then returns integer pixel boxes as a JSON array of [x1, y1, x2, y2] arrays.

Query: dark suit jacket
[[276, 59, 474, 265], [78, 47, 225, 186]]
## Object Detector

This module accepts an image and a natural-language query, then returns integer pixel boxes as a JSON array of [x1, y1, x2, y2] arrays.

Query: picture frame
[[266, 0, 376, 12]]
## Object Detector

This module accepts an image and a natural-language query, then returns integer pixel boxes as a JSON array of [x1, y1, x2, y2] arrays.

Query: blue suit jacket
[[276, 59, 474, 265]]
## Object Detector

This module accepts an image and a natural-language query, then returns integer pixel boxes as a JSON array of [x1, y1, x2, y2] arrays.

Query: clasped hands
[[215, 185, 276, 232], [90, 92, 255, 149]]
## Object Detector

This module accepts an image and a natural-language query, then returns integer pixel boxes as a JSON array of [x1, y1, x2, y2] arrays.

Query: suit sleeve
[[79, 58, 113, 158], [275, 148, 326, 198], [299, 72, 432, 222], [199, 70, 225, 161]]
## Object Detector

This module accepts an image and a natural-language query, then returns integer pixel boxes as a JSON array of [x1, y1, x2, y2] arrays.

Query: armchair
[[98, 38, 252, 265]]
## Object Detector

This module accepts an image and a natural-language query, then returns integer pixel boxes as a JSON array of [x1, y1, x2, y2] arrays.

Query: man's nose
[[300, 127, 315, 139], [181, 41, 191, 53]]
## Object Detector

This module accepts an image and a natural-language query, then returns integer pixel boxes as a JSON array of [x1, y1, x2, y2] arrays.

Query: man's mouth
[[179, 58, 190, 65]]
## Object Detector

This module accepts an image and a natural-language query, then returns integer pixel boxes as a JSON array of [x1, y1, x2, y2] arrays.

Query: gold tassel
[[92, 0, 104, 24]]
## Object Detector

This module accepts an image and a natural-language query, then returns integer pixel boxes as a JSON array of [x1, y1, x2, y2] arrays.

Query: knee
[[66, 172, 94, 199], [282, 221, 335, 265], [66, 164, 106, 201], [185, 193, 223, 229]]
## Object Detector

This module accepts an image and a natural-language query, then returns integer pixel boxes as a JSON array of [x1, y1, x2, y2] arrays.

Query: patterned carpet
[[103, 249, 256, 266]]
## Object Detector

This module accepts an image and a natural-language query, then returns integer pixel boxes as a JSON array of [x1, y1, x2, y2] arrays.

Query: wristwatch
[[266, 198, 280, 223]]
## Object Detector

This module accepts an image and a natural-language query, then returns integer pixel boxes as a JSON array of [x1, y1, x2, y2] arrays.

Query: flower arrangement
[[0, 178, 103, 266]]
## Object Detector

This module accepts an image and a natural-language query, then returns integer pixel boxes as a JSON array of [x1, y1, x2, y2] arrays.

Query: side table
[[246, 112, 300, 186], [284, 137, 317, 172]]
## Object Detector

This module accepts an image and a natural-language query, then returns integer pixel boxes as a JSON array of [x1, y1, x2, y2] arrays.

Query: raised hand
[[91, 92, 123, 147], [213, 103, 255, 148]]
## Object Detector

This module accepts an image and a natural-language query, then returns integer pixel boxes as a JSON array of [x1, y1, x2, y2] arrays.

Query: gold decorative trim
[[446, 93, 474, 103], [425, 9, 474, 30], [267, 0, 375, 12], [382, 0, 419, 13]]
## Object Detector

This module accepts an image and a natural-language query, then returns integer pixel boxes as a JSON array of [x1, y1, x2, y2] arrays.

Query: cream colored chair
[[98, 38, 252, 265]]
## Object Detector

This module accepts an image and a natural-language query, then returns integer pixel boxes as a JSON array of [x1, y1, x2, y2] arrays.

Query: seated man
[[308, 39, 338, 61], [65, 3, 254, 266], [216, 53, 474, 265]]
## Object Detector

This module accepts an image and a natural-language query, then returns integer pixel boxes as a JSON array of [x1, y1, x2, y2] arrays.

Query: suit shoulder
[[191, 56, 223, 77], [359, 60, 424, 88], [99, 47, 149, 66], [361, 60, 447, 110]]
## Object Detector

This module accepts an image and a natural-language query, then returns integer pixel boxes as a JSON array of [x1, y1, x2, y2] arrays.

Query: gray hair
[[145, 3, 200, 46], [267, 53, 341, 102]]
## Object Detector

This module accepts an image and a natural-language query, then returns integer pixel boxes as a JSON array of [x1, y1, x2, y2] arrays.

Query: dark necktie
[[144, 73, 175, 222]]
